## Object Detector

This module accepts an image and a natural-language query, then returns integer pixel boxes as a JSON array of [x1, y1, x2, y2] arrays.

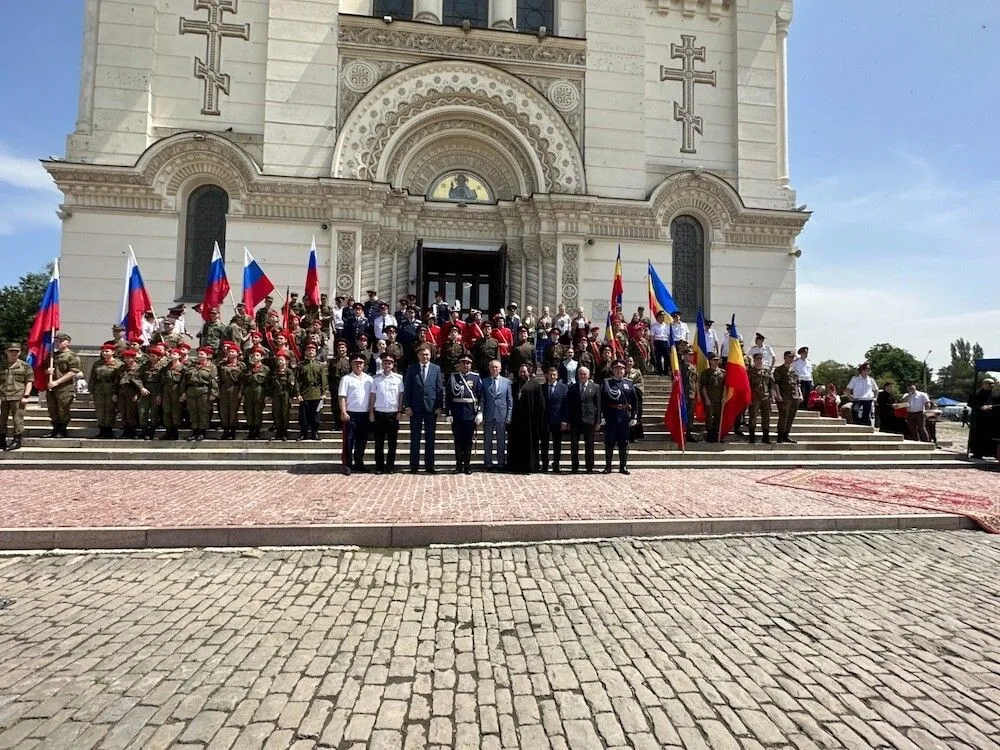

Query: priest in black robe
[[508, 364, 545, 473], [967, 379, 999, 459]]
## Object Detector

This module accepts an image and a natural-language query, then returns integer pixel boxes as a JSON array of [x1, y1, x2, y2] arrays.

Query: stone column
[[490, 0, 516, 31], [414, 0, 442, 24], [775, 10, 791, 188], [75, 0, 101, 135]]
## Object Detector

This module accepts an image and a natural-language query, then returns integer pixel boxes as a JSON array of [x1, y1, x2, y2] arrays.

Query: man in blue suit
[[402, 345, 443, 473], [541, 365, 569, 473], [480, 359, 513, 471]]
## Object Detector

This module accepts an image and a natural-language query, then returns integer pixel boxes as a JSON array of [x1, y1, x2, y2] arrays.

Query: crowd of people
[[1, 288, 981, 460]]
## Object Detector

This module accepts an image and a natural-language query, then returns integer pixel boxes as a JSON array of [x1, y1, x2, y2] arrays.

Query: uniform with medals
[[601, 362, 639, 474], [447, 357, 482, 474]]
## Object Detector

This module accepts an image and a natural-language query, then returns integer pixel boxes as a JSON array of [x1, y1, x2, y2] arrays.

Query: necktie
[[494, 379, 498, 394], [422, 365, 427, 383]]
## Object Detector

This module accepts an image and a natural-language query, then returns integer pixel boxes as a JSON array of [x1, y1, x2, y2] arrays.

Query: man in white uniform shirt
[[369, 353, 404, 473], [703, 319, 720, 357], [845, 362, 878, 426], [747, 333, 776, 371], [792, 346, 813, 407], [901, 383, 931, 443], [372, 302, 398, 342], [338, 354, 374, 475], [668, 311, 689, 345], [720, 323, 742, 360], [650, 311, 671, 376]]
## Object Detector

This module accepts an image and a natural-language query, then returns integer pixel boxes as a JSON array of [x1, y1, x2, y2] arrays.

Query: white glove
[[629, 419, 637, 427], [446, 416, 453, 425]]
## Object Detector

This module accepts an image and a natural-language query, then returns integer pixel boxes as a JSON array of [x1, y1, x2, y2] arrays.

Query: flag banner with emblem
[[120, 246, 153, 342], [26, 260, 61, 392], [242, 247, 274, 312], [200, 242, 230, 321], [647, 260, 679, 318], [664, 333, 687, 451], [718, 314, 752, 440], [605, 245, 624, 355], [692, 308, 711, 421], [304, 236, 321, 307]]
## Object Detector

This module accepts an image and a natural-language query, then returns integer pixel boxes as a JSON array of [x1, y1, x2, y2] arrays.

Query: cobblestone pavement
[[2, 531, 1000, 749], [5, 469, 1000, 529]]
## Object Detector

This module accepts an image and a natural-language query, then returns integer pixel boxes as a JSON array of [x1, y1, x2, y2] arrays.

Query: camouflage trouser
[[186, 391, 212, 430], [243, 390, 266, 428], [93, 389, 117, 428], [138, 396, 161, 429], [219, 388, 241, 428], [704, 398, 722, 439], [0, 399, 25, 436], [777, 398, 798, 435], [46, 387, 74, 425], [162, 386, 183, 428], [272, 395, 291, 431], [748, 399, 771, 434]]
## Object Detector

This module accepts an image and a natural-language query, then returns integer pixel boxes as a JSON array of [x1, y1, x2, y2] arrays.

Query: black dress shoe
[[342, 466, 351, 476], [453, 468, 462, 475], [619, 468, 630, 475], [602, 468, 612, 474], [464, 467, 472, 475], [426, 468, 437, 475]]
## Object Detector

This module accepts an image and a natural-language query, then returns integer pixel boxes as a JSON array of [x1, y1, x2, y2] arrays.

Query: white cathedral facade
[[47, 0, 808, 349]]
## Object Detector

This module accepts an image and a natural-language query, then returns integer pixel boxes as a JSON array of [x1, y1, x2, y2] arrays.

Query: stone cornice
[[652, 0, 731, 21], [338, 15, 586, 70]]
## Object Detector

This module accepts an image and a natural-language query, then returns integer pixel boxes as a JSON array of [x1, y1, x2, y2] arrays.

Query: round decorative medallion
[[337, 274, 354, 290], [547, 80, 580, 113], [562, 283, 578, 299], [343, 60, 380, 93]]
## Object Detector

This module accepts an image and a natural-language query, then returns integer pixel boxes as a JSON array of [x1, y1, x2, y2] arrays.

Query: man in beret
[[90, 343, 123, 438], [138, 344, 166, 440], [242, 346, 270, 440], [217, 343, 245, 440], [160, 347, 186, 440], [182, 346, 218, 441], [116, 350, 143, 438], [0, 342, 33, 451], [269, 351, 297, 442]]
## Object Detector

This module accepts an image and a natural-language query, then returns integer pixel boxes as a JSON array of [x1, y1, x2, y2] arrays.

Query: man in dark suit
[[541, 365, 569, 473], [402, 345, 443, 473], [567, 365, 601, 473]]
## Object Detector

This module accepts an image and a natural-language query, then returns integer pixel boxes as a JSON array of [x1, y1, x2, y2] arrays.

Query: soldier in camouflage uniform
[[1, 342, 33, 451], [773, 350, 802, 444], [680, 347, 700, 442], [440, 326, 466, 377], [699, 353, 726, 443], [116, 350, 143, 438], [160, 348, 186, 440], [217, 342, 245, 440], [46, 333, 82, 437], [151, 319, 183, 349], [90, 344, 123, 438], [199, 308, 227, 355], [138, 345, 166, 440], [510, 328, 536, 378], [242, 346, 270, 440], [268, 353, 297, 441], [297, 341, 327, 440], [109, 324, 128, 359], [747, 352, 777, 444], [384, 326, 405, 368], [326, 340, 351, 402], [473, 322, 500, 378], [182, 346, 219, 441], [223, 315, 250, 355]]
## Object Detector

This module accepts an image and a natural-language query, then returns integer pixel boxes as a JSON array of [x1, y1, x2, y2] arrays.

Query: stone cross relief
[[179, 0, 250, 116], [659, 35, 717, 154]]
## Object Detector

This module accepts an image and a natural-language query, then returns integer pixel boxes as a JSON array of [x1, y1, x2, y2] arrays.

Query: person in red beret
[[138, 344, 165, 440], [217, 342, 245, 440], [90, 344, 123, 438], [117, 349, 143, 438], [181, 346, 218, 441], [241, 346, 270, 440]]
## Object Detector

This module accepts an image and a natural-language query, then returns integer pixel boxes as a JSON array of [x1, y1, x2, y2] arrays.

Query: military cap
[[335, 295, 346, 302], [752, 352, 764, 359], [382, 353, 396, 362], [704, 319, 714, 325], [356, 333, 369, 340], [236, 302, 246, 309], [289, 292, 299, 298], [169, 303, 186, 312], [264, 295, 274, 302], [612, 359, 626, 368], [112, 324, 124, 332], [350, 353, 366, 363], [755, 332, 765, 339], [508, 303, 518, 309], [550, 326, 560, 334], [99, 343, 116, 353], [384, 325, 397, 333], [709, 353, 721, 361], [458, 354, 473, 364], [5, 342, 21, 351], [353, 302, 364, 310], [366, 289, 378, 295]]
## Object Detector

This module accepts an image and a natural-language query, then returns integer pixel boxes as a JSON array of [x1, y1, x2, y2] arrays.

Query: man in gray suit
[[480, 359, 513, 471], [567, 365, 601, 473], [402, 345, 444, 473]]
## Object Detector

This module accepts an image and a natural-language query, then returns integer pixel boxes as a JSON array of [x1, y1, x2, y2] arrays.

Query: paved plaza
[[2, 530, 999, 749]]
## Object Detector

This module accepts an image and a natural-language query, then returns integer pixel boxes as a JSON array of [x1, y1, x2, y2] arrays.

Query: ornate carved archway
[[333, 61, 586, 195]]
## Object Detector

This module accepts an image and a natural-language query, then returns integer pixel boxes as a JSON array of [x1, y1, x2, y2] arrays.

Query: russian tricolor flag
[[120, 246, 153, 342], [242, 247, 274, 312], [26, 260, 61, 392], [304, 236, 320, 307], [201, 241, 230, 321]]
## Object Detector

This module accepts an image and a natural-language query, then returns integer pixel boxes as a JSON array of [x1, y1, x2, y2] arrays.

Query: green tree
[[935, 338, 984, 400], [0, 268, 50, 347], [812, 359, 856, 392], [863, 343, 930, 391]]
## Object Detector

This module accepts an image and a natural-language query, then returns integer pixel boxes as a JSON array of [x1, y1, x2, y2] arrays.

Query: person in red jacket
[[491, 313, 513, 374], [442, 308, 465, 343], [463, 311, 485, 350]]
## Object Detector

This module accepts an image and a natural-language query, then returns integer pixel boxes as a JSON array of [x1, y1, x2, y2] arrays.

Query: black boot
[[748, 430, 756, 444], [7, 436, 22, 452], [311, 428, 320, 441], [784, 433, 797, 444], [194, 429, 205, 442], [603, 447, 613, 474], [762, 429, 771, 444], [0, 435, 7, 451], [48, 425, 59, 438], [619, 445, 630, 475]]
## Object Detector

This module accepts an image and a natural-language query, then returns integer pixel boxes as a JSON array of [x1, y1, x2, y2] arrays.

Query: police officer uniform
[[447, 355, 482, 474], [600, 361, 638, 474], [1, 342, 33, 451]]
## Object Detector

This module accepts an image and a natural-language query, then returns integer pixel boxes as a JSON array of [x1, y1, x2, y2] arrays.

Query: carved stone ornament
[[560, 242, 580, 308], [178, 0, 251, 116], [336, 231, 358, 292], [333, 61, 586, 195], [659, 35, 717, 155], [653, 0, 731, 20], [342, 59, 381, 93]]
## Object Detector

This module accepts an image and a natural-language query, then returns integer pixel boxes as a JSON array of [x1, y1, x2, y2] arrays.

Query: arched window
[[517, 0, 553, 32], [670, 215, 705, 316], [183, 185, 228, 300], [374, 0, 413, 20], [442, 0, 487, 28]]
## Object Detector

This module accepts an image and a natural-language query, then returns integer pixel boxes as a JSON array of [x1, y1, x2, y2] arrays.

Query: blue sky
[[0, 2, 997, 370]]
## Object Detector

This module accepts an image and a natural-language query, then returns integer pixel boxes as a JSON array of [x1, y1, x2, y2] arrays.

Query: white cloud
[[0, 191, 61, 236], [798, 281, 997, 371], [0, 145, 58, 193]]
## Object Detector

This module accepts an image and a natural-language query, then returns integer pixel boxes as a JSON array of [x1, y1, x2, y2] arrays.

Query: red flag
[[282, 287, 301, 361], [718, 315, 752, 440], [200, 242, 230, 321], [664, 343, 687, 450]]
